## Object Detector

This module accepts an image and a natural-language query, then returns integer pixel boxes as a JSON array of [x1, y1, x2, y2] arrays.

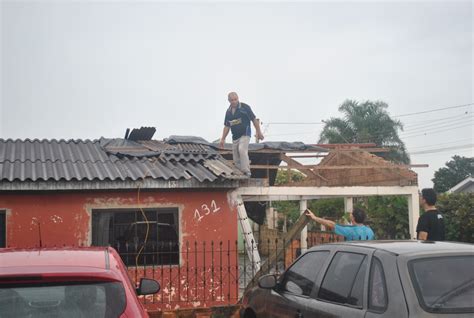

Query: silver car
[[241, 240, 474, 318]]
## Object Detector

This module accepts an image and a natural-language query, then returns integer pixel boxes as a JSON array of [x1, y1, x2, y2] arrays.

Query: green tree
[[363, 196, 410, 240], [436, 193, 474, 243], [319, 100, 409, 164], [432, 156, 474, 193], [273, 171, 345, 227], [274, 169, 306, 185]]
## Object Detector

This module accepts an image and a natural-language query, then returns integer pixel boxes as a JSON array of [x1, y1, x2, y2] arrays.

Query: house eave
[[0, 179, 240, 191]]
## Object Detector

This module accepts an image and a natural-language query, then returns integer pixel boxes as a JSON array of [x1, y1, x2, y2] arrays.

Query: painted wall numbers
[[194, 200, 221, 222]]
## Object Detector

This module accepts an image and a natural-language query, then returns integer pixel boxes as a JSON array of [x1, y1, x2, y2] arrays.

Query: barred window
[[92, 208, 179, 266], [0, 211, 5, 248]]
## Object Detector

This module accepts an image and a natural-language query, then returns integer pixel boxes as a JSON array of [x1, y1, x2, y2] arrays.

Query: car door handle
[[295, 309, 303, 318]]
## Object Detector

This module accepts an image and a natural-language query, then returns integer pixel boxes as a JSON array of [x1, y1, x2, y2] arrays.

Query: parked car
[[0, 246, 160, 318], [241, 240, 474, 318]]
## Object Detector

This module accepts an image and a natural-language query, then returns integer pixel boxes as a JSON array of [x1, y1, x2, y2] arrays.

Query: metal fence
[[117, 230, 346, 311]]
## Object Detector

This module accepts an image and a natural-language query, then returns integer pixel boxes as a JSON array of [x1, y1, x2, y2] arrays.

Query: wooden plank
[[329, 148, 390, 153], [250, 164, 418, 170], [245, 212, 311, 291], [312, 143, 376, 148], [288, 154, 327, 158], [408, 164, 429, 168], [280, 154, 328, 182]]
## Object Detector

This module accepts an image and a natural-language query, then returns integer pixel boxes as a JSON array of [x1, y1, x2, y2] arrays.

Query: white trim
[[236, 186, 419, 198], [447, 177, 474, 193], [299, 200, 307, 252], [236, 186, 420, 240]]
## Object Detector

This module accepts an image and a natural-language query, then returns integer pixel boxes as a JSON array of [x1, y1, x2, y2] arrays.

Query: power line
[[266, 131, 320, 137], [265, 122, 325, 125], [401, 111, 471, 126], [263, 103, 473, 142], [407, 138, 474, 151], [265, 103, 474, 127], [401, 117, 474, 135], [393, 103, 473, 118], [402, 113, 472, 130], [410, 144, 473, 155], [403, 123, 474, 139]]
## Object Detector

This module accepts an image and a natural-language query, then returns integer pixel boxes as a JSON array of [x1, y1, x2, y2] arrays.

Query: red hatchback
[[0, 247, 160, 318]]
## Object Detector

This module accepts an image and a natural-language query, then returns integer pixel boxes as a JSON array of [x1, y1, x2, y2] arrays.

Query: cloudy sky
[[1, 0, 472, 188]]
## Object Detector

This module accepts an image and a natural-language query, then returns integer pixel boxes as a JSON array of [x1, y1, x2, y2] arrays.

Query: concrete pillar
[[408, 191, 420, 239], [266, 206, 275, 229], [300, 199, 308, 252], [344, 197, 354, 213], [344, 197, 354, 225]]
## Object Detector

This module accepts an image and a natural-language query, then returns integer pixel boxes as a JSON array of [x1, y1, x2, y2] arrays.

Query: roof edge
[[447, 176, 474, 193], [0, 179, 239, 191]]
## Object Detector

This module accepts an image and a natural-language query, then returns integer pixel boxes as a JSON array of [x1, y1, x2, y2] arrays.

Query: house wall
[[0, 189, 239, 311]]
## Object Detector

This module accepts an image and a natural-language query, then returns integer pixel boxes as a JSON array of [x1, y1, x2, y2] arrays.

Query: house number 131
[[194, 200, 221, 222]]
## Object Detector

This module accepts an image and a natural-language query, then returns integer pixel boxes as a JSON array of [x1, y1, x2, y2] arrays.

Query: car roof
[[0, 247, 110, 270], [309, 240, 474, 255]]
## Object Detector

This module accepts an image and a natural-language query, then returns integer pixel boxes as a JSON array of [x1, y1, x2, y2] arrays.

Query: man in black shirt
[[219, 92, 264, 176], [416, 188, 445, 241]]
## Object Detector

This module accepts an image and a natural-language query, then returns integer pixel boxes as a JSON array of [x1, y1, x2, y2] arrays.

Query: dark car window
[[368, 257, 388, 312], [281, 251, 330, 296], [0, 281, 126, 318], [409, 255, 474, 314], [318, 252, 367, 306], [347, 256, 368, 307]]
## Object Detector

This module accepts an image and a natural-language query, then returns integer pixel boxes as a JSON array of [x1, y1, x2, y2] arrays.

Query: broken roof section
[[260, 149, 418, 187], [0, 136, 246, 189]]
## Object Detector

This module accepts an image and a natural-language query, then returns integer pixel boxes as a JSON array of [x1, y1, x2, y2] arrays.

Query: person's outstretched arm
[[304, 209, 336, 229]]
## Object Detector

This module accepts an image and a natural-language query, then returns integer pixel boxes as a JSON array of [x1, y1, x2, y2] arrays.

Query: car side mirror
[[258, 274, 277, 289], [136, 278, 160, 295]]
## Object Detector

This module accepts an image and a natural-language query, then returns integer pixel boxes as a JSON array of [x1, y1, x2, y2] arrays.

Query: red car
[[0, 247, 160, 318]]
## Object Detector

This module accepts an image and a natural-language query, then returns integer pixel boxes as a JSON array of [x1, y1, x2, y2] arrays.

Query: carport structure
[[221, 143, 423, 259]]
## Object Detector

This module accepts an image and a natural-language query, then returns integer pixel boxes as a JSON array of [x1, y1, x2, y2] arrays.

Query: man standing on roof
[[416, 188, 445, 241], [305, 208, 375, 241], [219, 92, 264, 177]]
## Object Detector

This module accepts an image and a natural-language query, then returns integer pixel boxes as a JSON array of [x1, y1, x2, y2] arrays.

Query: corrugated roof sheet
[[0, 138, 245, 183]]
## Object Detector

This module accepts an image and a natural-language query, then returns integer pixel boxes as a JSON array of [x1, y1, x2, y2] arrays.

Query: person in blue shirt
[[219, 92, 264, 177], [305, 208, 375, 241]]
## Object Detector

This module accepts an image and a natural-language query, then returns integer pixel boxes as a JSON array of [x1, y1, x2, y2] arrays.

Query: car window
[[0, 281, 126, 318], [318, 252, 367, 306], [368, 257, 387, 312], [409, 255, 474, 314], [281, 251, 330, 296], [347, 256, 367, 307]]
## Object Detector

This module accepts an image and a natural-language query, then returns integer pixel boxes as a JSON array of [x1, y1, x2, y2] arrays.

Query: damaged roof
[[0, 137, 246, 187]]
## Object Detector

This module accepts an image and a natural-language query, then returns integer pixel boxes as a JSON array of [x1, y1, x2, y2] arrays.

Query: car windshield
[[0, 281, 126, 318], [409, 255, 474, 313]]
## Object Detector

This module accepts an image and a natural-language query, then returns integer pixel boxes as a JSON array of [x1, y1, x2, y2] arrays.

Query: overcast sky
[[1, 0, 472, 188]]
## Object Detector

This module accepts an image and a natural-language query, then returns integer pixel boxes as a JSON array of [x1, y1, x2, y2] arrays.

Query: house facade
[[0, 134, 245, 311]]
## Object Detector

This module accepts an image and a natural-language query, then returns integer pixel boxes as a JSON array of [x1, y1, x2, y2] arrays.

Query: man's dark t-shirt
[[224, 103, 256, 140], [416, 209, 445, 241]]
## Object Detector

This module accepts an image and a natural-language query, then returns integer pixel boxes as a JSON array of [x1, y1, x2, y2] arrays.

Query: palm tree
[[319, 100, 410, 164]]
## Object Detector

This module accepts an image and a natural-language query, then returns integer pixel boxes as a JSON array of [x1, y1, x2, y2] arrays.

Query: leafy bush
[[437, 193, 474, 243], [362, 196, 410, 240]]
